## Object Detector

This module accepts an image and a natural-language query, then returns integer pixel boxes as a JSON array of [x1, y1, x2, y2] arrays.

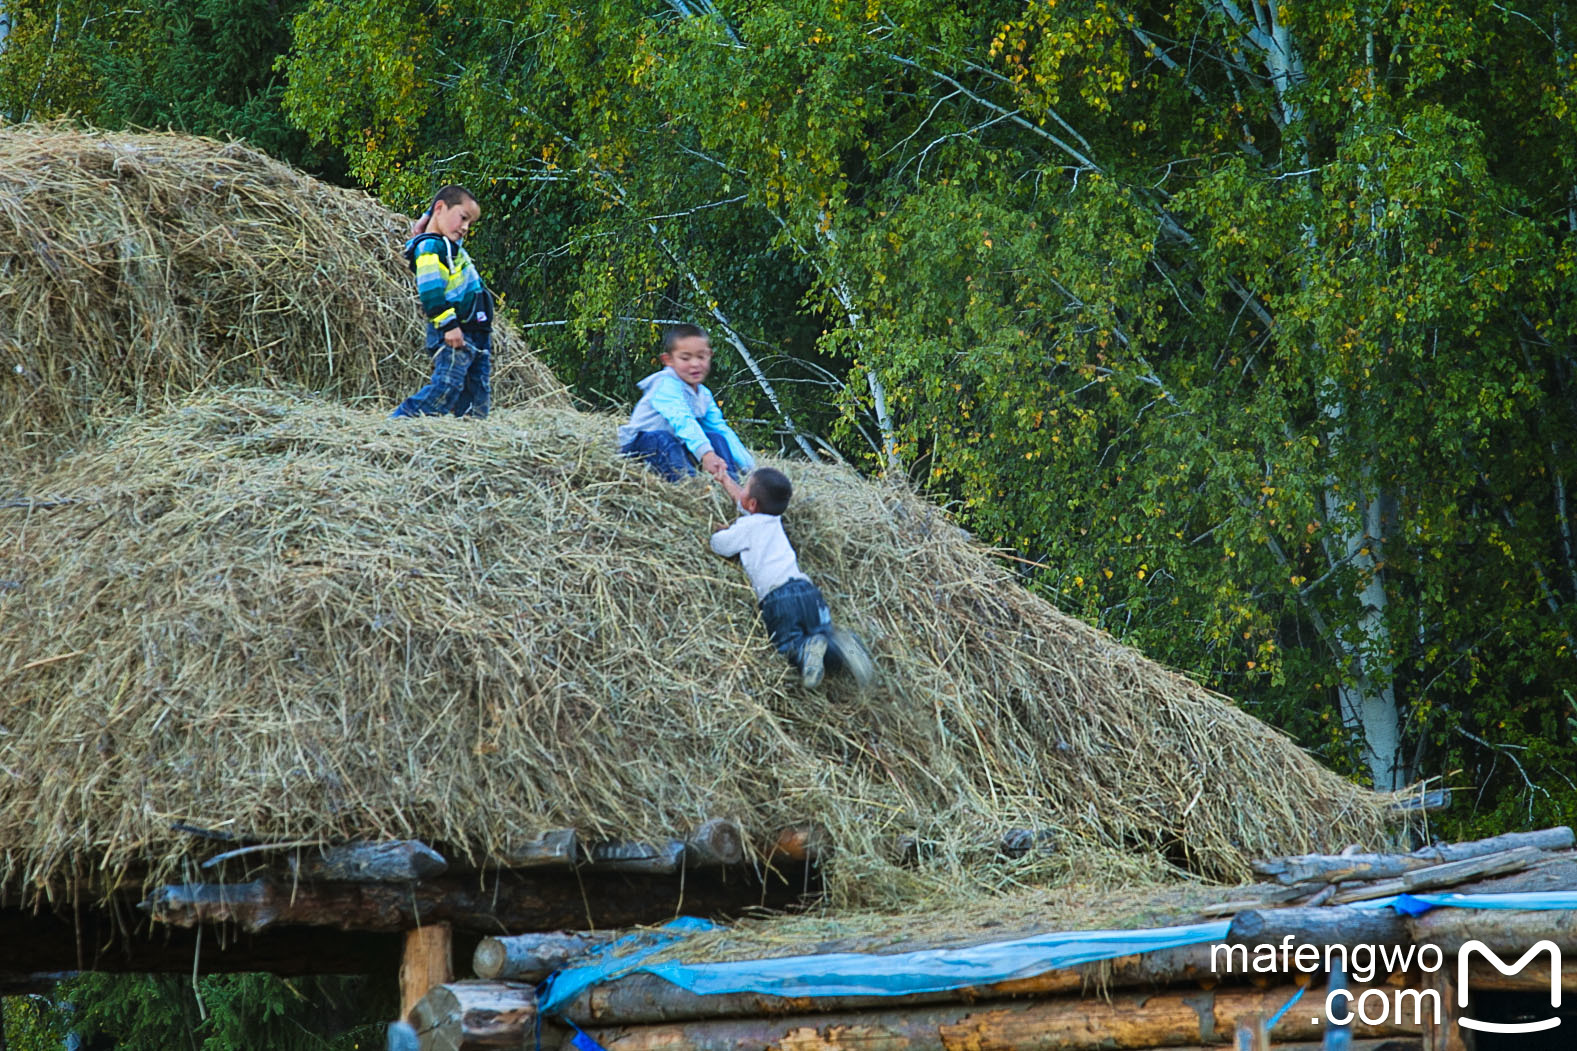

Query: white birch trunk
[[1216, 0, 1405, 788]]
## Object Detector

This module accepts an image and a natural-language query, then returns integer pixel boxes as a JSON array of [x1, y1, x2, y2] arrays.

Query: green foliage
[[3, 995, 67, 1051], [11, 973, 392, 1051], [0, 0, 342, 177]]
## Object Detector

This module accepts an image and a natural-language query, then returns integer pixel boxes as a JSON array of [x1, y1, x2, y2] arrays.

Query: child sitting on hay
[[711, 467, 875, 690], [617, 324, 754, 482], [391, 184, 497, 419]]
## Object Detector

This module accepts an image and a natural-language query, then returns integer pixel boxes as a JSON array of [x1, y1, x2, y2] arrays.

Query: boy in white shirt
[[710, 468, 874, 689]]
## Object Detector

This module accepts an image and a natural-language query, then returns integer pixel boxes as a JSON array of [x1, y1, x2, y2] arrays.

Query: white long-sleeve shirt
[[709, 513, 809, 600]]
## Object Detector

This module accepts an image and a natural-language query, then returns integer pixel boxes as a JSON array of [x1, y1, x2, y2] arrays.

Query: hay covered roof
[[3, 390, 1397, 902], [0, 125, 1399, 907]]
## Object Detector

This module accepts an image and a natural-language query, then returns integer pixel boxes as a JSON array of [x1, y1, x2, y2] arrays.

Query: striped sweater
[[405, 233, 489, 335]]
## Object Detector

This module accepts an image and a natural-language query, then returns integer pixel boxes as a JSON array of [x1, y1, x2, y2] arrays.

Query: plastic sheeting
[[539, 917, 1230, 1011]]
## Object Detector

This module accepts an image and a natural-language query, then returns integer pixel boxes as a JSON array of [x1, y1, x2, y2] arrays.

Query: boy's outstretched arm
[[715, 472, 749, 507]]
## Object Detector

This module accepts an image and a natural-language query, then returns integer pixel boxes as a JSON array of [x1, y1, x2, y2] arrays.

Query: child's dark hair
[[748, 468, 793, 516], [661, 323, 709, 355], [430, 184, 477, 212]]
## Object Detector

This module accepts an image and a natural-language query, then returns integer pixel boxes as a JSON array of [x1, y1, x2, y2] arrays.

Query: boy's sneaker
[[800, 634, 828, 689], [830, 627, 876, 690]]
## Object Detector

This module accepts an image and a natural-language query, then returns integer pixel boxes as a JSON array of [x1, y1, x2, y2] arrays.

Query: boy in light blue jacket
[[617, 324, 755, 481]]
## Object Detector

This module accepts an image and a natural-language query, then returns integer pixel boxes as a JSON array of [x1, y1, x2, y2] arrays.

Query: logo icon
[[1458, 939, 1562, 1033]]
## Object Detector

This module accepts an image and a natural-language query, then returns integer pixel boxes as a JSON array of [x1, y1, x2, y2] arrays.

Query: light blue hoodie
[[617, 367, 755, 471]]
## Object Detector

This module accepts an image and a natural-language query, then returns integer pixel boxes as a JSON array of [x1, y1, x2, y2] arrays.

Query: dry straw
[[3, 388, 1400, 905], [0, 122, 565, 462]]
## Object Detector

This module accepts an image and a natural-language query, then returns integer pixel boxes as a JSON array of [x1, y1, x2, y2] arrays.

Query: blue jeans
[[391, 330, 492, 418], [621, 429, 741, 482], [759, 578, 847, 673]]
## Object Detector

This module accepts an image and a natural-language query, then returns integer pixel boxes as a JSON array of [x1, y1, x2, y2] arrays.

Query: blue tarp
[[537, 890, 1577, 1015], [538, 917, 1230, 1012]]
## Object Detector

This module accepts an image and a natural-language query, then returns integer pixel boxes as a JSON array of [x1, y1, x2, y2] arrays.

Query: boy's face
[[661, 335, 713, 387], [430, 197, 479, 241]]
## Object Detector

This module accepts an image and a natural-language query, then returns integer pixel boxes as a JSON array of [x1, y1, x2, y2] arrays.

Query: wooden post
[[1421, 967, 1472, 1051], [1324, 961, 1350, 1051], [1235, 1013, 1268, 1051], [401, 923, 453, 1024]]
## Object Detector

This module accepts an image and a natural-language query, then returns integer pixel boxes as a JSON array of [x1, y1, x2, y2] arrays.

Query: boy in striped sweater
[[391, 185, 497, 418]]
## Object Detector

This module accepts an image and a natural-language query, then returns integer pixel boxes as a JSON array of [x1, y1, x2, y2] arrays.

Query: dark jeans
[[759, 577, 847, 673], [621, 429, 741, 482], [391, 329, 492, 418]]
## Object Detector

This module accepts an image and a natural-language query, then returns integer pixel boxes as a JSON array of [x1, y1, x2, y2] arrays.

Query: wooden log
[[1112, 1044, 1420, 1051], [409, 981, 536, 1051], [1199, 883, 1328, 916], [1408, 906, 1577, 955], [1253, 828, 1573, 885], [563, 982, 1419, 1051], [1228, 906, 1410, 950], [401, 923, 453, 1023], [498, 829, 578, 869], [766, 825, 827, 864], [584, 839, 686, 874], [557, 943, 1230, 1025], [140, 863, 811, 936], [473, 931, 615, 981], [1329, 846, 1546, 904], [1464, 958, 1577, 991], [685, 820, 745, 868], [292, 841, 449, 883]]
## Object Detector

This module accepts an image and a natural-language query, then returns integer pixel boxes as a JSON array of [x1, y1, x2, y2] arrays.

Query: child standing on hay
[[711, 467, 875, 690], [617, 324, 754, 482], [391, 185, 497, 419]]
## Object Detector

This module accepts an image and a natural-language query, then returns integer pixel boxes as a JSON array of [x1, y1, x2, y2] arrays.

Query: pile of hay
[[1, 389, 1401, 904], [0, 123, 565, 460]]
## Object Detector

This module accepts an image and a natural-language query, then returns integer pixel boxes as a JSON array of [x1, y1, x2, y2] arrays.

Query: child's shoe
[[800, 634, 828, 689], [829, 627, 876, 690]]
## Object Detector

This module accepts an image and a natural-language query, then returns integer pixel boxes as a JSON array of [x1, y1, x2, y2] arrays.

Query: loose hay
[[0, 389, 1403, 905], [0, 122, 566, 461]]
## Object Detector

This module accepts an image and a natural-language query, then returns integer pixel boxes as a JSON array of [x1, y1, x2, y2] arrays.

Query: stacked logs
[[404, 827, 1577, 1051]]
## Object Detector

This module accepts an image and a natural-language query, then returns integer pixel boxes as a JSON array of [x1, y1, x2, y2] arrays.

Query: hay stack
[[0, 123, 565, 460], [1, 389, 1400, 903]]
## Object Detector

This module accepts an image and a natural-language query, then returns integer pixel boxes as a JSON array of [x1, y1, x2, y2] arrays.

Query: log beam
[[685, 820, 745, 868], [557, 943, 1231, 1026], [473, 931, 617, 982], [584, 839, 686, 874], [1228, 905, 1409, 949], [140, 862, 814, 938], [1408, 907, 1577, 955], [294, 841, 448, 883], [1253, 828, 1573, 885], [1329, 847, 1546, 904], [498, 830, 578, 869], [563, 982, 1419, 1051], [409, 981, 537, 1051]]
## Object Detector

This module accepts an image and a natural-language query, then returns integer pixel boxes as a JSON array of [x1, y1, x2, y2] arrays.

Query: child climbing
[[710, 467, 875, 690]]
